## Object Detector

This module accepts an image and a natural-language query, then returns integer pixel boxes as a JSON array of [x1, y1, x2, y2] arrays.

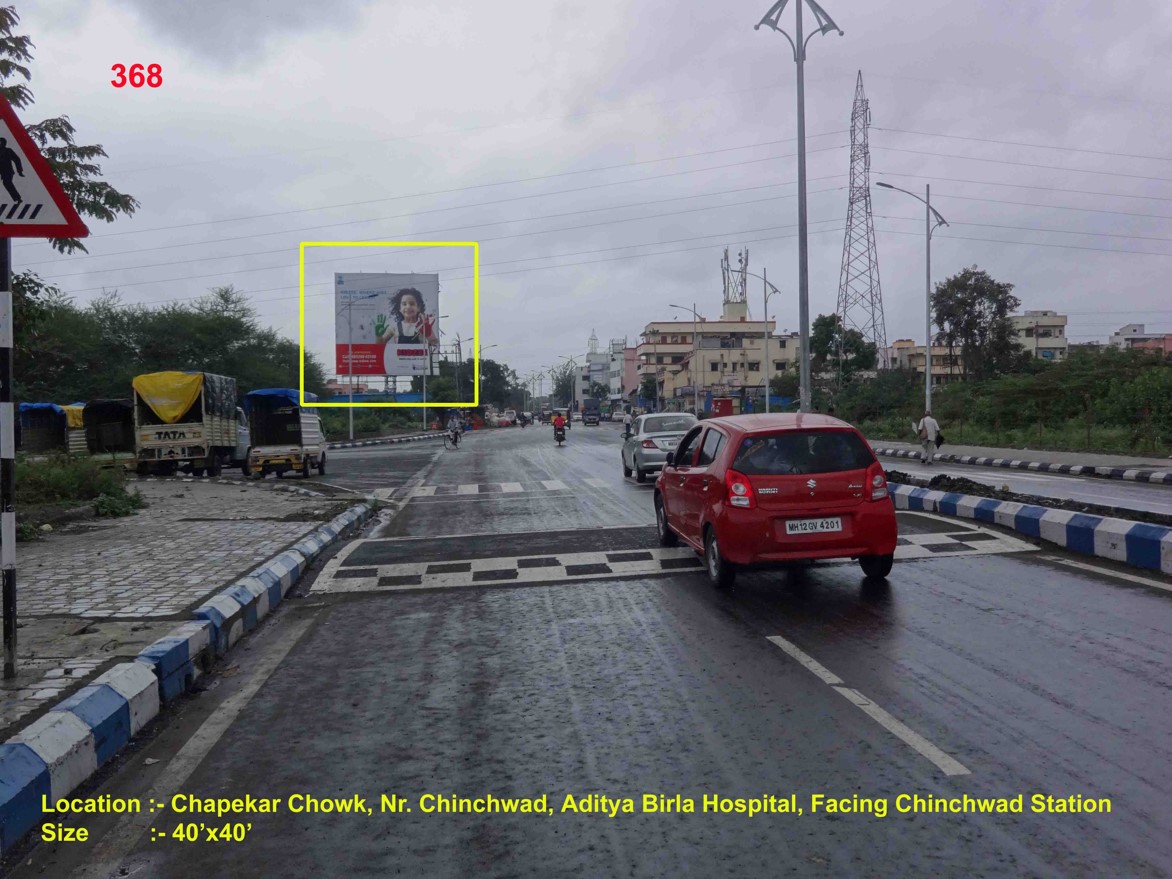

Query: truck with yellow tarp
[[132, 371, 238, 476]]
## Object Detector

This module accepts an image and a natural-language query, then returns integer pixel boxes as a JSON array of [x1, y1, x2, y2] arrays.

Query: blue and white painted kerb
[[0, 502, 375, 855], [329, 431, 446, 450], [874, 447, 1172, 485], [890, 484, 1172, 574]]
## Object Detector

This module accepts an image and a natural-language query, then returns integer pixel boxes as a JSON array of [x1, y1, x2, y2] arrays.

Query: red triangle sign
[[0, 94, 88, 238]]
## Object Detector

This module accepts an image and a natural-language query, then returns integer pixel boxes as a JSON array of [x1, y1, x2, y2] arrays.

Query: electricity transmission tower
[[834, 70, 887, 379]]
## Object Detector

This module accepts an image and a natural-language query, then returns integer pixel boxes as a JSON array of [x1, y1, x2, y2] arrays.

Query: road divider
[[889, 484, 1172, 575], [328, 431, 446, 450], [0, 502, 375, 857], [874, 447, 1172, 485]]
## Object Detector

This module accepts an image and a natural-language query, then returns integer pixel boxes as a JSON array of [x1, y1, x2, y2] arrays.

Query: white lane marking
[[1037, 555, 1172, 593], [766, 634, 971, 777], [411, 485, 438, 497], [372, 487, 396, 500], [457, 483, 480, 495], [542, 479, 569, 491], [766, 635, 843, 685], [500, 482, 524, 493], [79, 614, 317, 877], [832, 687, 971, 777], [585, 478, 609, 488]]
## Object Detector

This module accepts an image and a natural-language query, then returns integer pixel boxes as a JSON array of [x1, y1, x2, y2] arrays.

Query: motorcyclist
[[446, 413, 461, 446], [552, 412, 566, 431]]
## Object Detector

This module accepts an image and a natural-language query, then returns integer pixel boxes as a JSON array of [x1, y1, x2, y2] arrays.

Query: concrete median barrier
[[890, 484, 1172, 575]]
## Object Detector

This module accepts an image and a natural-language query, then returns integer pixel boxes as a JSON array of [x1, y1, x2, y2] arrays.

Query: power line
[[17, 136, 847, 247], [874, 127, 1172, 165], [933, 193, 1172, 224], [876, 214, 1172, 245], [874, 145, 1172, 186], [28, 175, 847, 272], [877, 224, 1172, 258], [876, 170, 1172, 206]]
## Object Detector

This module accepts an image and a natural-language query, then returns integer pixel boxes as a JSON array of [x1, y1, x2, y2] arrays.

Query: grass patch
[[17, 455, 146, 537], [857, 419, 1171, 458]]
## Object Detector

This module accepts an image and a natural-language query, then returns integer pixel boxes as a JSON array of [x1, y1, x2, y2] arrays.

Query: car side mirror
[[665, 452, 675, 467]]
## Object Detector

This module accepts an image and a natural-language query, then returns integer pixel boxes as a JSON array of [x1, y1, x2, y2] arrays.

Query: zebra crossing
[[378, 476, 616, 499]]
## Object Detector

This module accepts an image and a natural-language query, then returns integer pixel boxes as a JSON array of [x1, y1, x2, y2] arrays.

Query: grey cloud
[[116, 0, 379, 65]]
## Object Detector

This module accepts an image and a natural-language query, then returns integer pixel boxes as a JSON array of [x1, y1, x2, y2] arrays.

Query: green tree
[[550, 362, 577, 407], [810, 314, 877, 378], [769, 372, 799, 399], [931, 266, 1024, 381], [588, 380, 609, 401]]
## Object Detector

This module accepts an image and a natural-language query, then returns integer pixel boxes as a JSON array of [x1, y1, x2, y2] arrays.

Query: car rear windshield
[[643, 415, 696, 434], [732, 430, 875, 475]]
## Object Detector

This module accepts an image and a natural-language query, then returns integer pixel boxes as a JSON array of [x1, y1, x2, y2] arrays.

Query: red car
[[653, 414, 897, 587]]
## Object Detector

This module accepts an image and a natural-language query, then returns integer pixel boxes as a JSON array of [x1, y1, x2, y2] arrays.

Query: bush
[[17, 454, 129, 505], [93, 489, 146, 518]]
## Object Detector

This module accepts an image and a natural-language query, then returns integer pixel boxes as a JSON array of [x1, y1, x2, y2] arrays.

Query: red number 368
[[111, 64, 163, 88]]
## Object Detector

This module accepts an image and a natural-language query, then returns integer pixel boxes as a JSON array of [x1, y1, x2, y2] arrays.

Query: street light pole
[[668, 303, 701, 415], [756, 0, 843, 413], [875, 181, 948, 413]]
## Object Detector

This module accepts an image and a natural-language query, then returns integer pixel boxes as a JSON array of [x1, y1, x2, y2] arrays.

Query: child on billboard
[[381, 287, 439, 373]]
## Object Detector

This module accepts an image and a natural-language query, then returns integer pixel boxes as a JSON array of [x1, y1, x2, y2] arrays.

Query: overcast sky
[[14, 0, 1172, 387]]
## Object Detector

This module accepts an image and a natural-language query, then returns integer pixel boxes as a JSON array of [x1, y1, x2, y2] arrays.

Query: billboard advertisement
[[334, 273, 440, 376]]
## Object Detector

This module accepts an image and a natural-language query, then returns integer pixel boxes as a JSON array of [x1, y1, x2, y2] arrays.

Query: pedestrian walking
[[915, 410, 940, 465], [0, 137, 24, 203]]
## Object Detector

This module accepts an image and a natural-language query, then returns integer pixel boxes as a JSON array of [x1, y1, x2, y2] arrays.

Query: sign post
[[0, 95, 89, 678]]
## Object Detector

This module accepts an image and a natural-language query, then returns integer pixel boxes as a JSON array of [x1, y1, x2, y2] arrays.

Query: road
[[15, 423, 1172, 879]]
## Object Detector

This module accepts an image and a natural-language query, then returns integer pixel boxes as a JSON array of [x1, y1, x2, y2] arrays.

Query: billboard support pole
[[347, 301, 355, 441]]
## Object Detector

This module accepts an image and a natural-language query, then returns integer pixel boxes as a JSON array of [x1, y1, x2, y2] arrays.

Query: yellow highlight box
[[298, 241, 480, 408]]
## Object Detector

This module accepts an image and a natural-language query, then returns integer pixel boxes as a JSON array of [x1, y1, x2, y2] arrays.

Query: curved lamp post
[[668, 303, 701, 415], [875, 181, 948, 412], [756, 0, 843, 413]]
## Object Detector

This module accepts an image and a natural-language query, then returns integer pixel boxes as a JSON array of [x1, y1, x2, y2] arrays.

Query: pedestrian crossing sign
[[0, 94, 88, 238]]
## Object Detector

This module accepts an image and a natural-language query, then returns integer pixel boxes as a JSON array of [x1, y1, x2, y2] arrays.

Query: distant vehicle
[[503, 408, 517, 424], [654, 414, 897, 588], [540, 408, 552, 423], [621, 413, 697, 483], [132, 371, 238, 477], [243, 388, 326, 478], [582, 398, 601, 426], [572, 412, 582, 422]]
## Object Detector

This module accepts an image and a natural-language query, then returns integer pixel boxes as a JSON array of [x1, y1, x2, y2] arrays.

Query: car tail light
[[867, 463, 888, 500], [641, 439, 657, 449], [726, 469, 756, 509]]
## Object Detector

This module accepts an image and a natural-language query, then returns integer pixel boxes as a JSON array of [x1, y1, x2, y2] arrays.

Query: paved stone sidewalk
[[1, 479, 341, 733]]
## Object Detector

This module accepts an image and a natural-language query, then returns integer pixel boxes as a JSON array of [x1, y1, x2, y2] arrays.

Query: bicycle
[[443, 428, 461, 450]]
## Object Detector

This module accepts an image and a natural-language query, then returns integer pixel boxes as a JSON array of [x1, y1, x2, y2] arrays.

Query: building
[[1110, 323, 1172, 354], [572, 330, 611, 410], [1010, 310, 1068, 361], [884, 339, 963, 385], [607, 338, 639, 411], [637, 298, 801, 412], [324, 379, 370, 395]]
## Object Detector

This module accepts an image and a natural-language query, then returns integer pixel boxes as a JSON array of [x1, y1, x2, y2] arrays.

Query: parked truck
[[243, 388, 326, 479], [132, 371, 239, 476]]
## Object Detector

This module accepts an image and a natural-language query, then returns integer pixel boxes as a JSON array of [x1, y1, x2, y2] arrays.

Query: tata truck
[[243, 388, 327, 478], [582, 398, 601, 426], [132, 371, 239, 476]]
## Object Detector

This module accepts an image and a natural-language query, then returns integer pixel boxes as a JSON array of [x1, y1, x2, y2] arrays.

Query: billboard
[[334, 273, 440, 376]]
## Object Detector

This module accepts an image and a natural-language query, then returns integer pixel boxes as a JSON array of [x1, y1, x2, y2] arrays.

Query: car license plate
[[664, 440, 677, 448], [785, 517, 842, 535]]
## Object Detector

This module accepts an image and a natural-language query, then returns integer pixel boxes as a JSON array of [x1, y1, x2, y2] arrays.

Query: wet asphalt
[[14, 423, 1172, 879]]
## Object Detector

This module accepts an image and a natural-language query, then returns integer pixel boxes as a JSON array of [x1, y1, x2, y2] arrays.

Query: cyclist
[[446, 413, 461, 447]]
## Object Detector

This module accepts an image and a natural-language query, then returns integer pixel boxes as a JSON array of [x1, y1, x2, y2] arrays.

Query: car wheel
[[318, 454, 327, 475], [635, 468, 647, 484], [859, 554, 894, 580], [704, 527, 736, 589], [301, 458, 312, 478], [207, 455, 222, 478], [241, 448, 252, 476], [622, 455, 631, 478], [655, 495, 678, 547]]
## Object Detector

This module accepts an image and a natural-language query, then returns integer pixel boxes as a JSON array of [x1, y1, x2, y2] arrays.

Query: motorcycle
[[554, 426, 566, 447]]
